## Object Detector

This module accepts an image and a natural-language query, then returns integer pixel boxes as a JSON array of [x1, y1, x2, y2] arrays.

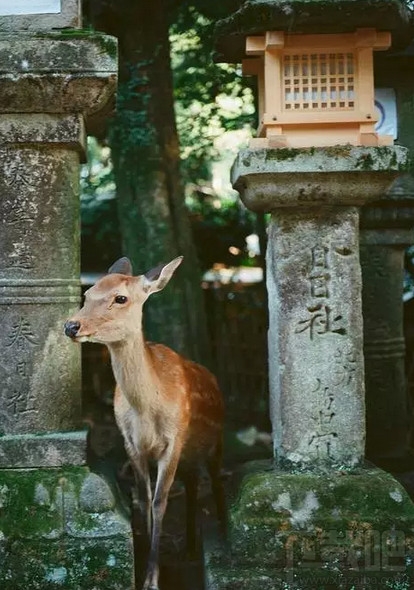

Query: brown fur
[[65, 257, 224, 590]]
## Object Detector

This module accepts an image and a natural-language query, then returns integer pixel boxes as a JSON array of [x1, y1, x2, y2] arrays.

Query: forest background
[[80, 0, 263, 368], [81, 0, 414, 370]]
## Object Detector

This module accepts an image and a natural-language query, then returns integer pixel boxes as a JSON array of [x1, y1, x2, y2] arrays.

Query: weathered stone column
[[205, 147, 414, 590], [236, 148, 401, 469], [0, 5, 133, 589], [361, 187, 414, 471]]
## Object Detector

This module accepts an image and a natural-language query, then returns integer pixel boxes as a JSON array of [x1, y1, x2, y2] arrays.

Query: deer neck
[[107, 328, 156, 411]]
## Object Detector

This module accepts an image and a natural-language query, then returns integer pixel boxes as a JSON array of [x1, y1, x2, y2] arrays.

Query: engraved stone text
[[308, 378, 338, 459], [296, 304, 346, 340], [295, 244, 348, 340], [333, 347, 357, 386]]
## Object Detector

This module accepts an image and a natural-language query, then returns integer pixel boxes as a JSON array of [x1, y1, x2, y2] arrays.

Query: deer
[[64, 256, 225, 590]]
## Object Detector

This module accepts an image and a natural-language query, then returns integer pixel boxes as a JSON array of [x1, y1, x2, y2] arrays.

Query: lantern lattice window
[[283, 53, 355, 111], [243, 29, 392, 148]]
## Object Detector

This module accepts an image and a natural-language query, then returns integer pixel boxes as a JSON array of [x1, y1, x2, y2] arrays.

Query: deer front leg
[[131, 456, 152, 590], [132, 457, 152, 541], [143, 442, 182, 590]]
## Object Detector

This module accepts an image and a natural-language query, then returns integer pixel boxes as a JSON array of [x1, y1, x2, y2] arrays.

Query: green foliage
[[170, 6, 258, 269], [404, 246, 414, 295], [80, 4, 258, 271], [80, 138, 121, 270], [80, 138, 114, 227], [171, 6, 255, 188]]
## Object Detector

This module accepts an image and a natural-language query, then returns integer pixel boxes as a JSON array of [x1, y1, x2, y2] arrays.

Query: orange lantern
[[243, 28, 393, 148]]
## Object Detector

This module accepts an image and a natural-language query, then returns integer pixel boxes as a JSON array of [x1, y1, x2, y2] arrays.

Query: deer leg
[[143, 443, 182, 590], [129, 456, 152, 590], [133, 458, 152, 541], [181, 467, 199, 559], [207, 439, 227, 536]]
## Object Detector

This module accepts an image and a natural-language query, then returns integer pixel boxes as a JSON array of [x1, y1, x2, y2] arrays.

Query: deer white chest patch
[[115, 396, 172, 461]]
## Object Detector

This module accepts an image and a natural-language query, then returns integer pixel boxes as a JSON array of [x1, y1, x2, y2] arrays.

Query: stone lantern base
[[0, 466, 133, 590], [205, 461, 414, 590]]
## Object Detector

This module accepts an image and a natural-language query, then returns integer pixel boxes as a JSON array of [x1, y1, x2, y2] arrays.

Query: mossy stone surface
[[34, 30, 118, 61], [1, 538, 132, 590], [205, 561, 413, 589], [232, 146, 408, 212], [214, 0, 412, 62], [235, 146, 409, 175], [0, 31, 117, 73], [0, 467, 133, 589], [205, 463, 414, 589], [0, 33, 117, 120], [227, 465, 414, 567]]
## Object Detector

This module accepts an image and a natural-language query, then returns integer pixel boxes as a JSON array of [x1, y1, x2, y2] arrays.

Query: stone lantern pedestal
[[0, 32, 133, 590], [205, 147, 414, 589]]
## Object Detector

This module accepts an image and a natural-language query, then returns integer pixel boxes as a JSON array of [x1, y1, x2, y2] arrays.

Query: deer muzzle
[[64, 320, 81, 339]]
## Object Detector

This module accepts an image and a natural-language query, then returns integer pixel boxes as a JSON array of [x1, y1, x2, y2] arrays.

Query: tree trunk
[[90, 0, 211, 364]]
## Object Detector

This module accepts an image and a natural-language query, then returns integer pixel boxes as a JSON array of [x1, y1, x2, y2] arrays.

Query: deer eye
[[114, 295, 128, 304]]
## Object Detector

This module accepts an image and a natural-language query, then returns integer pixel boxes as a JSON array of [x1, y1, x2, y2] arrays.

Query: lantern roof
[[214, 0, 413, 62]]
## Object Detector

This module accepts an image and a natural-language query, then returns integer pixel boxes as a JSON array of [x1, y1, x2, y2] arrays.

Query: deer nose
[[64, 321, 80, 338]]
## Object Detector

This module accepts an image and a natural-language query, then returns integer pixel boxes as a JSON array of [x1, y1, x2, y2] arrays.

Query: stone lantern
[[205, 2, 414, 589]]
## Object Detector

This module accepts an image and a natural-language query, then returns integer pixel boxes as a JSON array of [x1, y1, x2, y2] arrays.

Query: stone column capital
[[0, 31, 117, 131], [232, 146, 408, 211], [0, 113, 86, 153]]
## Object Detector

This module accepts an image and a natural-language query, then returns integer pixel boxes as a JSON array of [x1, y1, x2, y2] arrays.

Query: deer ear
[[143, 256, 183, 295], [108, 257, 133, 276]]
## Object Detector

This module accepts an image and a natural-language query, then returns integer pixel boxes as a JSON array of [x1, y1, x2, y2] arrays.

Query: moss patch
[[206, 562, 413, 590], [1, 538, 132, 590], [0, 466, 88, 538], [235, 145, 408, 175], [205, 462, 414, 587], [35, 30, 118, 60], [232, 466, 414, 528], [228, 466, 414, 567], [0, 467, 133, 589]]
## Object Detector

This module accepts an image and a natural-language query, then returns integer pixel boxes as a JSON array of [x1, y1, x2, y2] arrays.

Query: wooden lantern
[[243, 28, 392, 148]]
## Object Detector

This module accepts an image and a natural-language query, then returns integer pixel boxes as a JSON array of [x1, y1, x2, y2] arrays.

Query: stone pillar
[[361, 189, 414, 472], [267, 206, 364, 466], [0, 6, 133, 589], [0, 113, 83, 444], [235, 147, 405, 469], [205, 146, 414, 590]]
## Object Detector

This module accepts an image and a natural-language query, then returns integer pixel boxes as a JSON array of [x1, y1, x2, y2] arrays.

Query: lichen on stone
[[0, 467, 133, 589]]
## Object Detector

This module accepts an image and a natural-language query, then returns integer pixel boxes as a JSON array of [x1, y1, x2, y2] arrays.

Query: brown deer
[[64, 256, 225, 590]]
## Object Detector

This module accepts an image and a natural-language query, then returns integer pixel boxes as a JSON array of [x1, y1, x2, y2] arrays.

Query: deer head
[[64, 256, 183, 344]]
